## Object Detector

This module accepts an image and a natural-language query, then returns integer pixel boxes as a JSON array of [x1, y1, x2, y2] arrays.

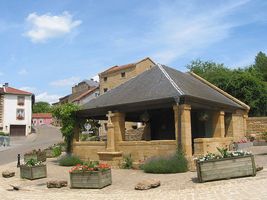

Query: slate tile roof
[[81, 64, 245, 113]]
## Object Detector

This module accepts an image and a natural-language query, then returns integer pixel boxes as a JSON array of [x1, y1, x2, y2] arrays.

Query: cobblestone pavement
[[0, 146, 266, 200]]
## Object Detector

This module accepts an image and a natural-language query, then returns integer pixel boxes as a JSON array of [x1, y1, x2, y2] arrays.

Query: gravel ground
[[0, 146, 266, 200]]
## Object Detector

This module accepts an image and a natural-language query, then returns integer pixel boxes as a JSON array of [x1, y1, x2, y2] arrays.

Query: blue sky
[[0, 0, 267, 103]]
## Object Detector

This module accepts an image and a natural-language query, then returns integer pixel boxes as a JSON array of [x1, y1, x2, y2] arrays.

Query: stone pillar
[[106, 111, 116, 152], [180, 104, 192, 156], [243, 114, 248, 136], [111, 112, 125, 142], [173, 105, 179, 143], [212, 111, 225, 138], [143, 122, 151, 141], [231, 111, 245, 140]]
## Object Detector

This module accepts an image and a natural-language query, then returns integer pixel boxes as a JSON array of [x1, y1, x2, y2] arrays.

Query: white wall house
[[0, 83, 33, 136]]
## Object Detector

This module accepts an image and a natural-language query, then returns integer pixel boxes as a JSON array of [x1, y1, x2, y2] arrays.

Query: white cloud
[[25, 11, 82, 43], [35, 92, 61, 104], [148, 0, 251, 64], [92, 75, 99, 82], [50, 76, 81, 87], [18, 69, 28, 75]]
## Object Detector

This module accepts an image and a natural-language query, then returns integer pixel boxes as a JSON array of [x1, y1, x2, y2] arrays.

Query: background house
[[32, 113, 53, 126], [72, 87, 99, 105], [0, 83, 33, 136], [55, 79, 99, 105]]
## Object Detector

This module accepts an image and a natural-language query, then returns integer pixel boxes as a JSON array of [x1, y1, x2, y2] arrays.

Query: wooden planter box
[[70, 169, 112, 189], [196, 155, 256, 182], [24, 151, 46, 162], [20, 165, 47, 180]]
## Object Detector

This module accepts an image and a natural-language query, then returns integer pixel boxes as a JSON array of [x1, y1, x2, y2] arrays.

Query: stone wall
[[117, 140, 177, 162], [194, 137, 234, 155], [72, 141, 106, 161], [247, 117, 267, 135], [125, 127, 144, 141]]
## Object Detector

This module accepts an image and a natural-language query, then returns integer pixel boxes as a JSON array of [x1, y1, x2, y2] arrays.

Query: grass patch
[[58, 155, 83, 166], [142, 148, 188, 174]]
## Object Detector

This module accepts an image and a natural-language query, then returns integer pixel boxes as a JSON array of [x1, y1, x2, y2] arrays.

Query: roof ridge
[[157, 64, 184, 95]]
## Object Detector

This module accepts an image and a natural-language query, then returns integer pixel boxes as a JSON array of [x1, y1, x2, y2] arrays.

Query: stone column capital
[[179, 104, 191, 111]]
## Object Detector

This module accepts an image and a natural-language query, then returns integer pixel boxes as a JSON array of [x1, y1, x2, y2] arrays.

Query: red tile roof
[[4, 87, 32, 95], [99, 57, 155, 75], [72, 87, 99, 102], [32, 113, 52, 119]]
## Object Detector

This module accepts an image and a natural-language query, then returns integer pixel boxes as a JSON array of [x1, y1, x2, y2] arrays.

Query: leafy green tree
[[254, 51, 267, 81], [33, 101, 51, 113], [187, 60, 267, 116], [51, 103, 80, 153]]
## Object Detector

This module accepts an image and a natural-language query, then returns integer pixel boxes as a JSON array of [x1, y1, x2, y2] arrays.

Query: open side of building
[[74, 64, 249, 168]]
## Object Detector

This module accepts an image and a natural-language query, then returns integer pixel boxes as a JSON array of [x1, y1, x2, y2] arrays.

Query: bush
[[142, 149, 188, 173], [121, 154, 133, 169], [58, 155, 83, 166], [0, 132, 9, 136], [52, 146, 62, 157]]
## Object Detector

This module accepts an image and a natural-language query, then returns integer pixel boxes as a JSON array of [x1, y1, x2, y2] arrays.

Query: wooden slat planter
[[24, 151, 46, 162], [196, 155, 256, 183], [70, 169, 112, 189], [20, 165, 47, 180]]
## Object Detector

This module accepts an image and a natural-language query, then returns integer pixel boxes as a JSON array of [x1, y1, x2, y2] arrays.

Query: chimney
[[4, 83, 8, 88]]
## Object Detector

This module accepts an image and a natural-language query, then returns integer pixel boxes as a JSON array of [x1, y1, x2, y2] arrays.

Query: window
[[16, 109, 25, 120], [121, 72, 126, 78], [17, 96, 25, 106], [103, 77, 107, 82], [103, 88, 108, 93]]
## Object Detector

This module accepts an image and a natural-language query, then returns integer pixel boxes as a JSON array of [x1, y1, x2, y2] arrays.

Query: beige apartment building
[[99, 57, 155, 94]]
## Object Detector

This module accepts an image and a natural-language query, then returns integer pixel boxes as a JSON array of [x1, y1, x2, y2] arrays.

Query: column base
[[97, 151, 123, 168]]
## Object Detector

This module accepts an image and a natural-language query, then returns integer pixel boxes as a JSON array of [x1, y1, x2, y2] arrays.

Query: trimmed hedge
[[142, 149, 188, 173]]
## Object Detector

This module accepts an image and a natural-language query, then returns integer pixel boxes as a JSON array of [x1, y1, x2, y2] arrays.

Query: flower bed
[[69, 162, 111, 189], [196, 148, 256, 182], [20, 159, 47, 180]]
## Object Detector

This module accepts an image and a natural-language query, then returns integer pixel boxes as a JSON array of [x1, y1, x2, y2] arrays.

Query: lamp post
[[17, 154, 20, 168]]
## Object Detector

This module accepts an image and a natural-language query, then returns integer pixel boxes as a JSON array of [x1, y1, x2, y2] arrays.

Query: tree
[[51, 103, 80, 153], [33, 101, 51, 113], [187, 60, 267, 116], [254, 51, 267, 81]]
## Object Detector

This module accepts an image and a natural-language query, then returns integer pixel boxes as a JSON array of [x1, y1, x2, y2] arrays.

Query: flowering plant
[[196, 147, 252, 162], [69, 161, 110, 173], [24, 158, 44, 167]]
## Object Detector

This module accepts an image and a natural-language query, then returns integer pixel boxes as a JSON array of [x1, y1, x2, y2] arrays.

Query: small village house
[[72, 87, 99, 105], [74, 64, 249, 168], [0, 83, 33, 136], [32, 113, 53, 126]]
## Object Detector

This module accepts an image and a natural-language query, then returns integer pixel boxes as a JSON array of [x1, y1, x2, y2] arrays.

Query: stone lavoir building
[[74, 64, 249, 167]]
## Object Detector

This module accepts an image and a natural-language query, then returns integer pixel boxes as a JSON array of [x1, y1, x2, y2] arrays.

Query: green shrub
[[52, 146, 62, 157], [58, 155, 83, 166], [121, 154, 133, 169], [0, 132, 9, 136], [142, 148, 188, 173]]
